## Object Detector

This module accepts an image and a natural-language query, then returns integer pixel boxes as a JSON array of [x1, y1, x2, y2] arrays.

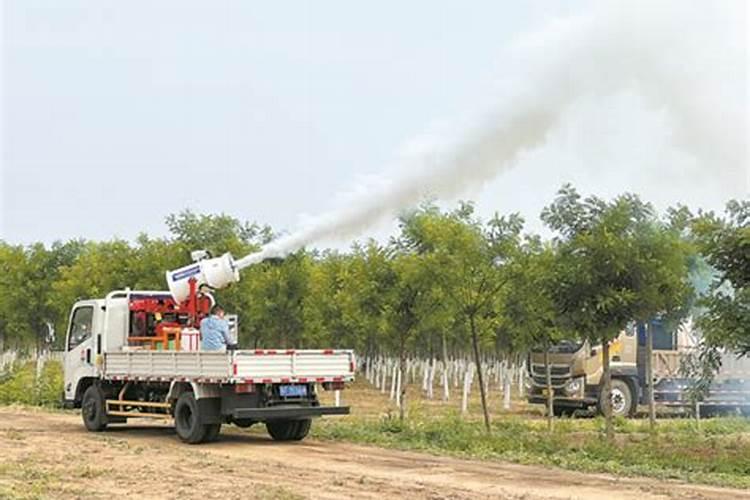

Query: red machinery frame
[[127, 278, 212, 350]]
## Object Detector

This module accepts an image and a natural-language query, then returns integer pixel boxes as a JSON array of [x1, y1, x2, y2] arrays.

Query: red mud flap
[[233, 405, 350, 421]]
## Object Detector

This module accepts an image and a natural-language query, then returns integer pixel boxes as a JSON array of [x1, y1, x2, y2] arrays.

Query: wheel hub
[[611, 389, 626, 414]]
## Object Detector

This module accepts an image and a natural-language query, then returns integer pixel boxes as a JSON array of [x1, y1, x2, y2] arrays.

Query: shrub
[[0, 360, 64, 407]]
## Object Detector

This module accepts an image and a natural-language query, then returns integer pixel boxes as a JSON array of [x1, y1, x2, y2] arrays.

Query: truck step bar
[[233, 405, 350, 421], [105, 399, 171, 419]]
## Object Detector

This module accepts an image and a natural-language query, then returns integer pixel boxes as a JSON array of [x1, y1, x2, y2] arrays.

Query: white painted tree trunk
[[380, 361, 388, 394], [427, 359, 435, 400], [389, 362, 398, 400], [442, 361, 450, 401], [503, 373, 512, 410], [461, 364, 474, 414], [395, 366, 402, 407]]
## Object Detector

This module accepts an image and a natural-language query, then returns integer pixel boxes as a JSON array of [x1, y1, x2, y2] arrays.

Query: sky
[[1, 1, 748, 252]]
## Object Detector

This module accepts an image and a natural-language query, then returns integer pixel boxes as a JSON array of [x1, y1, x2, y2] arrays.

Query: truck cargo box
[[104, 349, 356, 384]]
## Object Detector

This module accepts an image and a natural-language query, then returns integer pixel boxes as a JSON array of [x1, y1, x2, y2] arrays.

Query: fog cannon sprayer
[[165, 248, 275, 302]]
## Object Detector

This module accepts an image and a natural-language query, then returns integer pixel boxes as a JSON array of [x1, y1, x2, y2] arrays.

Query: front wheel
[[82, 385, 108, 432], [266, 419, 312, 441], [599, 379, 635, 418]]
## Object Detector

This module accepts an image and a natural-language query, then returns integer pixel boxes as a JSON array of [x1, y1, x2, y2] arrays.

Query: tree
[[502, 238, 568, 430], [0, 240, 84, 351], [693, 200, 750, 354], [542, 185, 691, 439], [48, 240, 140, 339], [411, 202, 523, 431], [165, 210, 273, 253], [241, 252, 311, 348]]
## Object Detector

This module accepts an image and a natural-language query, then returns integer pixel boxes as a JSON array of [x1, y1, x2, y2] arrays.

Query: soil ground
[[1, 406, 748, 500]]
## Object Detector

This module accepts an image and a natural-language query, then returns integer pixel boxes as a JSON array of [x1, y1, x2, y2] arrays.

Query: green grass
[[312, 411, 750, 489]]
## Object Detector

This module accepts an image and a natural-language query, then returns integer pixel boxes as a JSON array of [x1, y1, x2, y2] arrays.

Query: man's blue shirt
[[200, 315, 231, 351]]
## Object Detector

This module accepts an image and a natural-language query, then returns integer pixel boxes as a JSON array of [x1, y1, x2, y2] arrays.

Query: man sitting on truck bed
[[200, 305, 233, 351]]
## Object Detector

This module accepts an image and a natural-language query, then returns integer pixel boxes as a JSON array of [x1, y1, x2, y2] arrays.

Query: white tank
[[166, 253, 239, 302]]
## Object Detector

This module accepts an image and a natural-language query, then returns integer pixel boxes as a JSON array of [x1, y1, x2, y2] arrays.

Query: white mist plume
[[235, 1, 746, 269]]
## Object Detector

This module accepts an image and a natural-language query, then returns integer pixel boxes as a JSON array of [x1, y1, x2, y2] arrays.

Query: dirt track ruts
[[0, 407, 748, 500]]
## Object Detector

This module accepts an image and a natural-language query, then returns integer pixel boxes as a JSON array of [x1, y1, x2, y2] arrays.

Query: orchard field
[[1, 359, 750, 499], [1, 190, 748, 498]]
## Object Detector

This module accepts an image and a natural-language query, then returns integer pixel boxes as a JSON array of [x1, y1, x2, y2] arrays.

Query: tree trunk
[[399, 343, 407, 421], [441, 332, 450, 401], [646, 321, 656, 430], [469, 315, 491, 432], [544, 346, 554, 432], [601, 337, 613, 441]]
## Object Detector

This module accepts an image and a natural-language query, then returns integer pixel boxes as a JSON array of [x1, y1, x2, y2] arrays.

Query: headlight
[[564, 377, 583, 396]]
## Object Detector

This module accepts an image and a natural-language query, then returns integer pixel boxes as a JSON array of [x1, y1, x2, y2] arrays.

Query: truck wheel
[[599, 379, 634, 418], [266, 419, 311, 441], [174, 392, 207, 444], [292, 419, 311, 440], [203, 424, 222, 442], [82, 385, 108, 432]]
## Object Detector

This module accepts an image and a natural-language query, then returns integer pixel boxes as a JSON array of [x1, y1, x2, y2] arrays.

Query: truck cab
[[63, 299, 101, 407], [527, 328, 639, 417]]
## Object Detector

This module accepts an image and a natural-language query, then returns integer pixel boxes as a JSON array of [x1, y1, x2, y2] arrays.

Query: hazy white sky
[[1, 1, 747, 249]]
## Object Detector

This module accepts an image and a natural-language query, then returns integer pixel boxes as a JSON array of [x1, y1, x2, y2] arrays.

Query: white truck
[[63, 251, 355, 444]]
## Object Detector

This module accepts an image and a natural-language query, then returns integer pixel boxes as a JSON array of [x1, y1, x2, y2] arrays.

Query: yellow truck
[[527, 319, 750, 417]]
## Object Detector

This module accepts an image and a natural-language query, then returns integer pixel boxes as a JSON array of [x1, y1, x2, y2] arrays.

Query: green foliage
[[0, 361, 63, 407], [0, 188, 741, 375], [693, 200, 750, 354], [542, 185, 692, 342]]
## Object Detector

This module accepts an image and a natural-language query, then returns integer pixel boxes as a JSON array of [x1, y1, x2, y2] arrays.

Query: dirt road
[[0, 407, 747, 500]]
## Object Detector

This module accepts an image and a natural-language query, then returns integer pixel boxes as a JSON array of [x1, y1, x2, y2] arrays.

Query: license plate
[[279, 385, 307, 397]]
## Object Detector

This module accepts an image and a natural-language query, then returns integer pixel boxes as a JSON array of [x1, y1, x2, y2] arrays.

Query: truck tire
[[203, 424, 222, 442], [174, 392, 207, 444], [82, 385, 108, 432], [599, 379, 635, 418], [292, 419, 311, 440], [266, 419, 311, 441]]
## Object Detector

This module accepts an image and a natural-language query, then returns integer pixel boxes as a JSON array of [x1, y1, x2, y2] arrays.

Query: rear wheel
[[292, 419, 311, 440], [266, 419, 312, 441], [599, 379, 634, 418], [174, 392, 207, 444], [82, 385, 108, 432]]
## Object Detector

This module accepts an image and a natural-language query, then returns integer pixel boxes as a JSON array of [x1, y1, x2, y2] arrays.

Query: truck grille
[[530, 364, 571, 388]]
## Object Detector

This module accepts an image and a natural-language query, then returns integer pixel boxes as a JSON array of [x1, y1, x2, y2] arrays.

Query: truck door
[[63, 304, 96, 404]]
